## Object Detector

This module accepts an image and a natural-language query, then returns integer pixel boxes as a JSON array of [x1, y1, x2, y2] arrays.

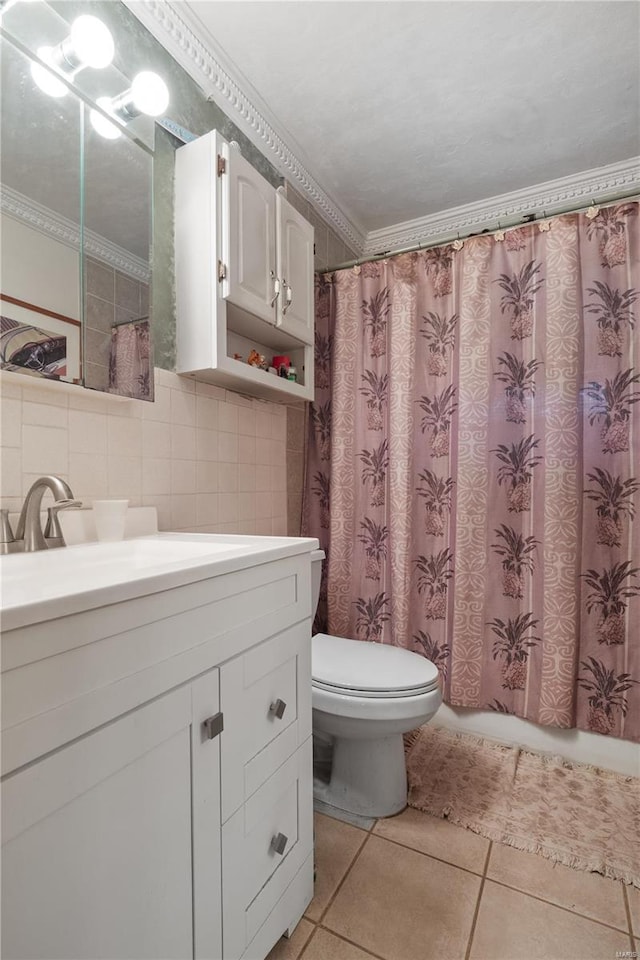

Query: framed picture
[[0, 294, 81, 382]]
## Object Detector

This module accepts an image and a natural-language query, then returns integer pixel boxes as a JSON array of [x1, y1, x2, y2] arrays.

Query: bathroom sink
[[0, 532, 318, 630]]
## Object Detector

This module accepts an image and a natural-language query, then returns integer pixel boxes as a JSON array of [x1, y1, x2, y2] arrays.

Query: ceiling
[[171, 0, 639, 241]]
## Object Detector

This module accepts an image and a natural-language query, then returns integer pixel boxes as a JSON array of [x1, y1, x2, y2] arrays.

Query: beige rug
[[406, 726, 640, 887]]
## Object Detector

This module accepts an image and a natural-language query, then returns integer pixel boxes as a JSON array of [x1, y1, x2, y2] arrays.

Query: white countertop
[[0, 533, 319, 632]]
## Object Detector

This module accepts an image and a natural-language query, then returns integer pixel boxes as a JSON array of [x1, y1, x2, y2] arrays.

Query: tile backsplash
[[1, 368, 294, 537]]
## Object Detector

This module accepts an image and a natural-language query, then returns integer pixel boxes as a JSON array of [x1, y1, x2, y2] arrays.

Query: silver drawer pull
[[269, 698, 287, 720], [202, 712, 224, 740], [270, 832, 288, 855]]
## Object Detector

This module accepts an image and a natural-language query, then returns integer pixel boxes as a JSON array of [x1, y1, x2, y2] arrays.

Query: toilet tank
[[310, 549, 325, 617]]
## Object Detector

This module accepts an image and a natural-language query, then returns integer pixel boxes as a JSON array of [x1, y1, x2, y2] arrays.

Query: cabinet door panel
[[226, 148, 277, 324], [1, 688, 194, 960], [276, 194, 315, 344]]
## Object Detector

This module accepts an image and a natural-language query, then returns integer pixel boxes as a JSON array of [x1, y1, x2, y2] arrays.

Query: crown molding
[[364, 156, 640, 257], [1, 185, 151, 283], [122, 0, 366, 255], [124, 2, 639, 266]]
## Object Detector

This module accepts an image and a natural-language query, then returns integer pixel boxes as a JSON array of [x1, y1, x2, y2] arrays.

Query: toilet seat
[[312, 633, 440, 699]]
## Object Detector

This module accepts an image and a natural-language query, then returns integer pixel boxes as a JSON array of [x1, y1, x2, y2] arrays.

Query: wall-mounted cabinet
[[176, 131, 315, 401]]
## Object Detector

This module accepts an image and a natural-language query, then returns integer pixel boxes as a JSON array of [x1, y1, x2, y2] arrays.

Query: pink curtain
[[303, 202, 640, 742], [108, 319, 153, 400]]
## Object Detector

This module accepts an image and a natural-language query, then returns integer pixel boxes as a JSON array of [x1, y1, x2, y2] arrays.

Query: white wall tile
[[238, 464, 256, 491], [255, 464, 271, 491], [196, 460, 218, 493], [218, 431, 238, 463], [1, 447, 22, 496], [218, 492, 238, 521], [68, 453, 108, 499], [196, 428, 217, 462], [172, 424, 196, 460], [108, 457, 141, 499], [195, 381, 226, 400], [196, 493, 218, 525], [271, 464, 287, 493], [238, 407, 256, 436], [171, 459, 196, 494], [22, 401, 68, 429], [218, 463, 238, 492], [238, 491, 256, 520], [22, 425, 68, 476], [255, 409, 272, 439], [142, 420, 171, 459], [256, 491, 271, 518], [238, 435, 256, 464], [196, 395, 218, 429], [69, 411, 107, 455], [1, 398, 22, 447], [171, 494, 196, 528], [171, 389, 197, 425], [255, 437, 271, 465], [108, 416, 142, 458], [142, 458, 171, 496], [218, 401, 239, 434], [21, 382, 68, 408], [271, 413, 287, 441]]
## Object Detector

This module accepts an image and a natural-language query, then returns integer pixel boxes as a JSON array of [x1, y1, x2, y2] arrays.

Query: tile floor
[[268, 808, 638, 960]]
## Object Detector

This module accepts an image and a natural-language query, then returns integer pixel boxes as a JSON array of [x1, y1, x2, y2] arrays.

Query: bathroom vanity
[[0, 533, 318, 959]]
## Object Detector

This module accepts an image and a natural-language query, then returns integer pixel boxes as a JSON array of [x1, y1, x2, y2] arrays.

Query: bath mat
[[405, 725, 640, 887]]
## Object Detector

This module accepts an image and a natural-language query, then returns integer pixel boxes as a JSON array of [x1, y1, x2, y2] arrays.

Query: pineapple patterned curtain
[[303, 202, 640, 743]]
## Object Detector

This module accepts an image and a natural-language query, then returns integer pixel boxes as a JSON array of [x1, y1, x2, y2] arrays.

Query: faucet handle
[[44, 499, 83, 547], [0, 509, 15, 543]]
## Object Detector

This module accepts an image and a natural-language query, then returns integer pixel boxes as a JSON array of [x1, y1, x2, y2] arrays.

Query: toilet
[[310, 549, 442, 818]]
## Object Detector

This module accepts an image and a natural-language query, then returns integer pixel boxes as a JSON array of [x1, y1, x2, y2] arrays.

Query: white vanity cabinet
[[1, 548, 315, 960], [176, 130, 315, 401]]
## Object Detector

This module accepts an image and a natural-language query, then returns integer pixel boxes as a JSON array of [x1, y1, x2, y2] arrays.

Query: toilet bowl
[[310, 550, 442, 818]]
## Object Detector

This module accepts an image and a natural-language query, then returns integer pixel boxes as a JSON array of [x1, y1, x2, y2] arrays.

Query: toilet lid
[[312, 633, 440, 698]]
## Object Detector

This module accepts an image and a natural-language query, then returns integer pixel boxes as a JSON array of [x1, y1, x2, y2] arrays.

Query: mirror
[[0, 0, 154, 399]]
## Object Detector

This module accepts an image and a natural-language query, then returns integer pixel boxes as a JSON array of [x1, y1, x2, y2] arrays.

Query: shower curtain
[[303, 202, 639, 743]]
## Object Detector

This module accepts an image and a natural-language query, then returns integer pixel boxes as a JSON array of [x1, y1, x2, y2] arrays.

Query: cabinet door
[[226, 146, 277, 324], [1, 672, 222, 960], [276, 193, 315, 344]]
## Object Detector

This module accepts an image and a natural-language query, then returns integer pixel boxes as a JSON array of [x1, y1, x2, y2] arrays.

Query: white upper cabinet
[[226, 146, 278, 325], [176, 131, 315, 401], [276, 193, 315, 344]]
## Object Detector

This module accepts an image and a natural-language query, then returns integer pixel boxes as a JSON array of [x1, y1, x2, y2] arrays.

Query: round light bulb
[[31, 46, 67, 98], [70, 15, 114, 69], [131, 71, 169, 116], [90, 97, 122, 140]]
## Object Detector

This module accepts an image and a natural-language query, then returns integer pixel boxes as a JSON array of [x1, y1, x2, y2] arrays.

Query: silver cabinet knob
[[202, 712, 224, 740], [270, 832, 288, 855], [269, 699, 286, 720]]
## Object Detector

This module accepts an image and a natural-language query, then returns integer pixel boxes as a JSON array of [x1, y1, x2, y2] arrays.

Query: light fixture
[[30, 15, 114, 98], [90, 71, 170, 139]]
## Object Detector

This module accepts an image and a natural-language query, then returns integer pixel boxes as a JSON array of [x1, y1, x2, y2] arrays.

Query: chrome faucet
[[1, 476, 82, 553]]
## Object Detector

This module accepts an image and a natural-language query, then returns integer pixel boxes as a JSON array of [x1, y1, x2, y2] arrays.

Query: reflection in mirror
[[0, 34, 82, 382], [83, 104, 152, 398], [0, 0, 156, 400]]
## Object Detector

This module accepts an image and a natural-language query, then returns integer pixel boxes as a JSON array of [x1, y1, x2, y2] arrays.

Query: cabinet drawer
[[220, 620, 311, 821], [222, 740, 312, 960]]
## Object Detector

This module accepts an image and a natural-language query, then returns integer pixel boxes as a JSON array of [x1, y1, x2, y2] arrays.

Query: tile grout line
[[370, 830, 487, 879], [315, 827, 373, 927], [622, 885, 636, 951], [375, 826, 633, 938], [317, 924, 388, 960], [464, 840, 492, 960], [486, 876, 632, 936]]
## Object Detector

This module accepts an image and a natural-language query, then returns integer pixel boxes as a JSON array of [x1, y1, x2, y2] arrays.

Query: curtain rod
[[321, 189, 640, 274]]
